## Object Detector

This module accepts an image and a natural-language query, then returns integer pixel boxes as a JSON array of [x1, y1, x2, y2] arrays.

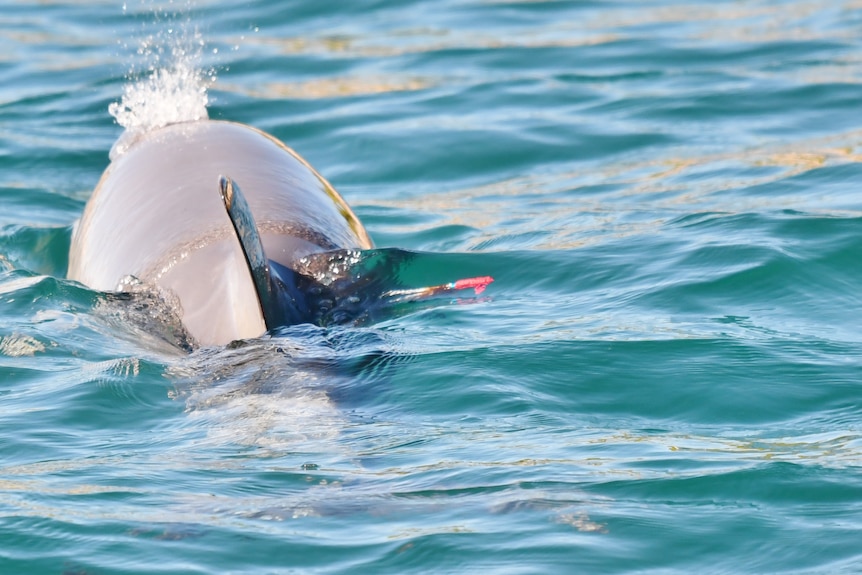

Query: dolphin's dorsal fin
[[218, 176, 308, 329]]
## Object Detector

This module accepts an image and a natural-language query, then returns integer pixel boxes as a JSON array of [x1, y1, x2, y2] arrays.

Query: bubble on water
[[109, 0, 217, 158]]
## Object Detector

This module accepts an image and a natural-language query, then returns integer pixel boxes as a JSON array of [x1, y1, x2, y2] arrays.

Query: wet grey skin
[[68, 120, 373, 347]]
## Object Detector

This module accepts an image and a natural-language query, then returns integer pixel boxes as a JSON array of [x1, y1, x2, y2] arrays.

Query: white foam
[[109, 1, 216, 158]]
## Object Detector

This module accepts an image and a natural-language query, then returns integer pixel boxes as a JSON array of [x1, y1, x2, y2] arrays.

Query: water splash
[[108, 1, 216, 158]]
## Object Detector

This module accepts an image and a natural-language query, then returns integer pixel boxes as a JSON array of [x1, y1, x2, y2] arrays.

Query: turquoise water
[[3, 1, 862, 573]]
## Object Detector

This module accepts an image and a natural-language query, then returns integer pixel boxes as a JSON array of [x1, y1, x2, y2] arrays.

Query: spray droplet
[[109, 3, 216, 158]]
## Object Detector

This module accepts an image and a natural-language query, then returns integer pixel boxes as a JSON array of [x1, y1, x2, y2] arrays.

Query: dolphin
[[68, 120, 373, 347]]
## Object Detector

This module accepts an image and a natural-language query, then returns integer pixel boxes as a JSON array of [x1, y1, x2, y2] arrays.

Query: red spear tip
[[453, 276, 495, 294]]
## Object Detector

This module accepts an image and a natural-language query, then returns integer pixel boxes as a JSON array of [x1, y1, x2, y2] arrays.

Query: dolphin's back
[[68, 120, 372, 346]]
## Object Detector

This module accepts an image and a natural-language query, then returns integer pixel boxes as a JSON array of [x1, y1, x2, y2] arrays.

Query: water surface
[[3, 1, 862, 573]]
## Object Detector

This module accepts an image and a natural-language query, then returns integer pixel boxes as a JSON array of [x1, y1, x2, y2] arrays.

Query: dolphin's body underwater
[[68, 120, 373, 347]]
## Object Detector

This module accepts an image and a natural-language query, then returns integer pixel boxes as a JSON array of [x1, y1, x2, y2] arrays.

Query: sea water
[[2, 1, 862, 573]]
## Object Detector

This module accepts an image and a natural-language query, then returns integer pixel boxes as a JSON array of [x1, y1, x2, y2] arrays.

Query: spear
[[381, 276, 494, 303]]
